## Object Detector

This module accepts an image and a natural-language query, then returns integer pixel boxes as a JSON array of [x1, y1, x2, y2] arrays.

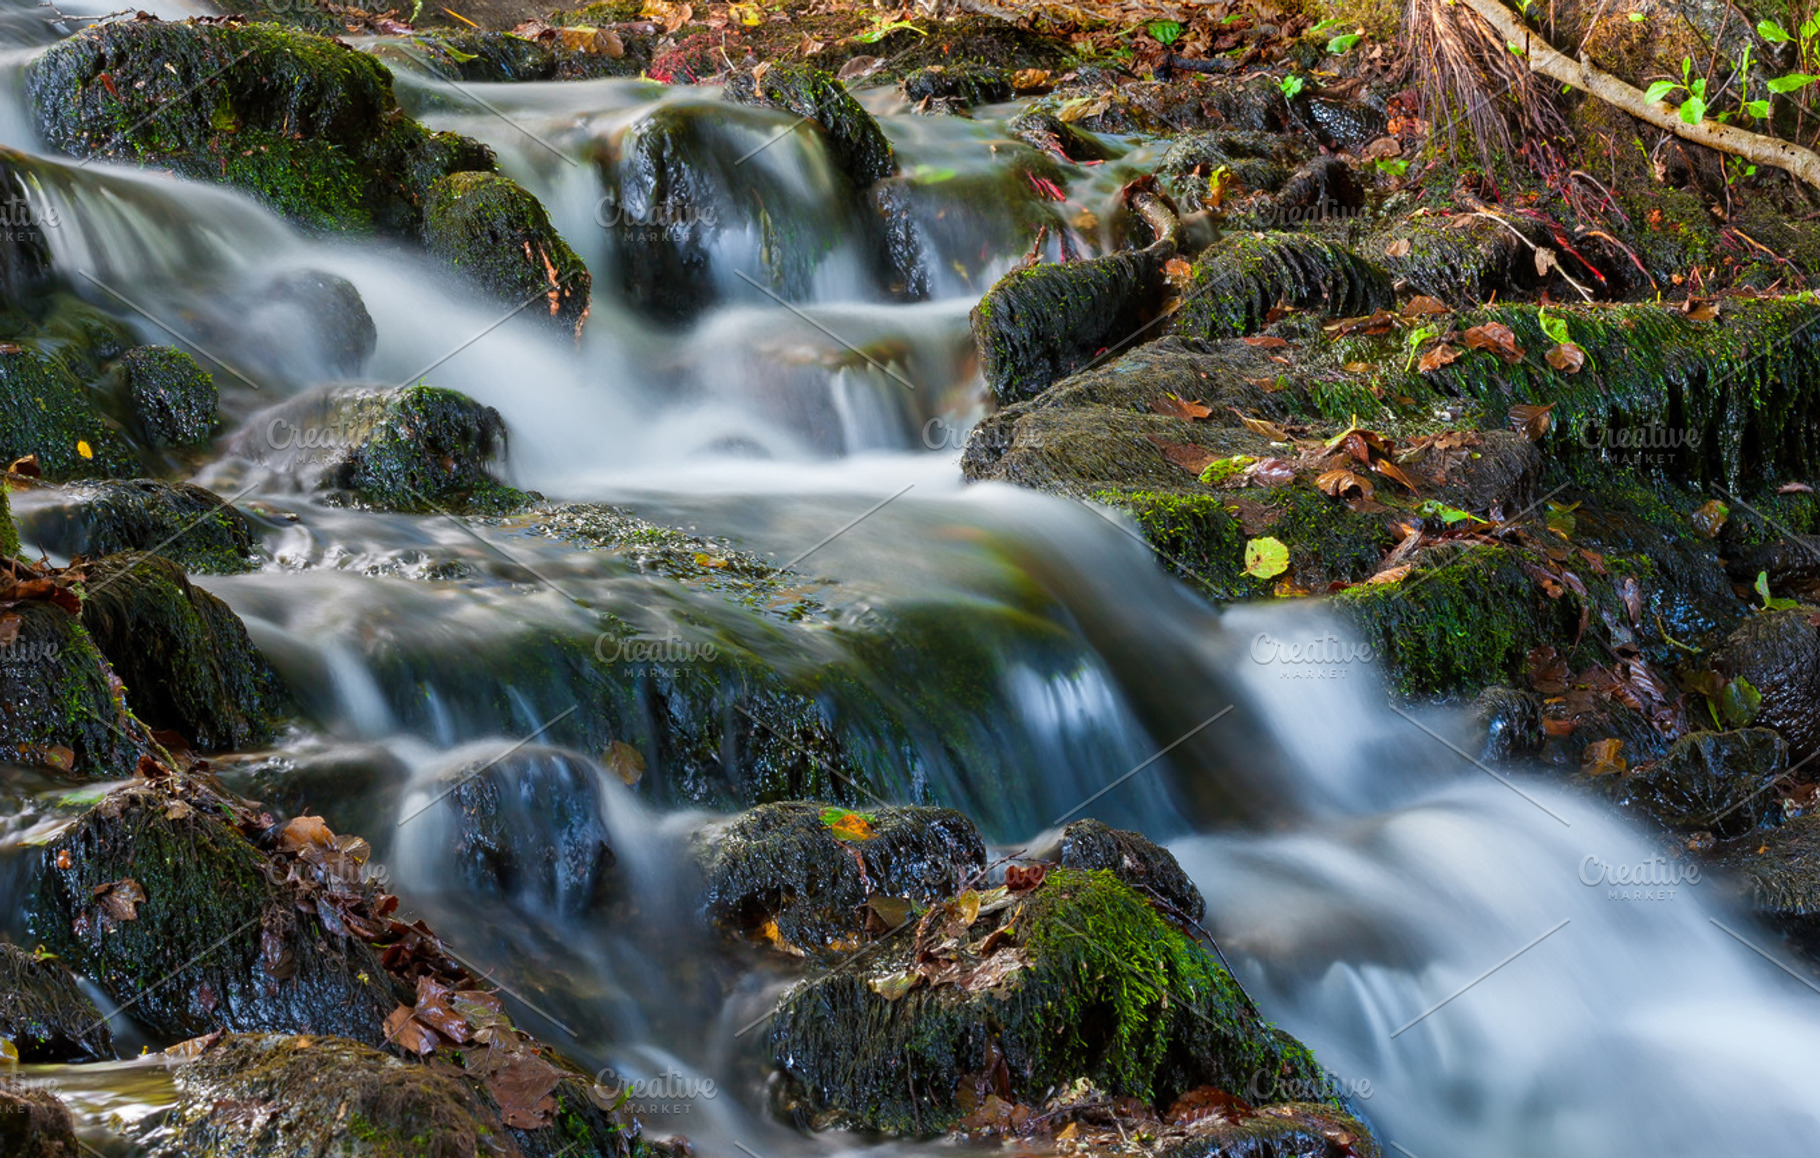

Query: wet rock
[[1171, 232, 1393, 342], [13, 480, 261, 574], [0, 941, 112, 1062], [30, 18, 497, 235], [112, 346, 218, 449], [1156, 131, 1302, 212], [871, 156, 1069, 300], [239, 384, 532, 515], [0, 347, 137, 480], [0, 155, 55, 311], [769, 868, 1332, 1135], [391, 30, 559, 81], [256, 269, 378, 377], [1057, 819, 1204, 923], [430, 745, 615, 917], [727, 63, 895, 187], [902, 65, 1012, 110], [1007, 107, 1115, 162], [0, 600, 156, 778], [140, 1032, 643, 1158], [827, 15, 1070, 80], [422, 172, 592, 340], [1616, 728, 1786, 835], [1714, 610, 1820, 761], [1300, 96, 1388, 151], [78, 552, 283, 752], [1262, 155, 1365, 225], [1471, 686, 1544, 763], [699, 800, 986, 955], [0, 1082, 77, 1157], [27, 778, 404, 1045], [1371, 214, 1552, 306], [1718, 813, 1820, 917]]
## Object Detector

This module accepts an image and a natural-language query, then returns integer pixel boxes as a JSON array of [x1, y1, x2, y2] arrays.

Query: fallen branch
[[1458, 0, 1820, 190]]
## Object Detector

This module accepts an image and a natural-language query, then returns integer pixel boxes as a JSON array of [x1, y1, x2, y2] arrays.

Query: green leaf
[[1679, 95, 1706, 124], [1644, 80, 1679, 103], [1243, 536, 1290, 579], [1759, 18, 1794, 41], [1628, 10, 1644, 20], [1418, 500, 1487, 525], [1745, 98, 1772, 118], [1280, 75, 1305, 99], [855, 19, 924, 43], [1327, 32, 1362, 53], [1147, 18, 1182, 43], [1538, 309, 1570, 345], [1768, 73, 1820, 93], [1199, 454, 1257, 485], [1718, 674, 1763, 727], [1803, 17, 1820, 40], [1757, 570, 1804, 611], [1309, 16, 1345, 33]]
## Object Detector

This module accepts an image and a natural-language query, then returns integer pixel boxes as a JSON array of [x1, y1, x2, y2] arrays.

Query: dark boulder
[[0, 941, 112, 1062], [78, 552, 283, 751], [0, 1083, 77, 1158], [1006, 107, 1114, 162], [699, 800, 986, 955], [27, 778, 404, 1045], [14, 479, 261, 574], [255, 269, 378, 377], [770, 869, 1334, 1135], [0, 599, 156, 778], [112, 346, 218, 448], [1617, 728, 1787, 835], [1058, 818, 1204, 924], [902, 65, 1013, 110], [1471, 686, 1545, 763], [422, 172, 592, 340], [727, 63, 895, 188], [1714, 610, 1820, 762]]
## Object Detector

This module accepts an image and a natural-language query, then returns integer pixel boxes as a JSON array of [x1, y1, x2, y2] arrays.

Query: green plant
[[1146, 19, 1182, 44], [1327, 31, 1362, 53], [1280, 74, 1305, 99]]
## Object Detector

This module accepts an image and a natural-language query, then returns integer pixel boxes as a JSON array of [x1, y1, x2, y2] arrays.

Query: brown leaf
[[280, 815, 334, 852], [1509, 402, 1555, 441], [1581, 737, 1627, 777], [1230, 410, 1291, 441], [383, 1005, 437, 1056], [1545, 342, 1585, 373], [1369, 564, 1414, 584], [1246, 457, 1296, 486], [1691, 498, 1729, 538], [1168, 1085, 1257, 1125], [1146, 434, 1216, 474], [1373, 458, 1420, 491], [7, 454, 40, 479], [1385, 238, 1411, 258], [1011, 68, 1050, 91], [1005, 863, 1046, 891], [605, 739, 644, 785], [1162, 256, 1195, 290], [1241, 335, 1289, 349], [1778, 482, 1815, 494], [1462, 322, 1524, 362], [1684, 299, 1719, 322], [1417, 343, 1460, 372], [487, 1053, 563, 1128], [45, 744, 74, 773], [1151, 394, 1213, 420], [1316, 468, 1374, 501], [93, 877, 146, 922], [1402, 295, 1450, 317]]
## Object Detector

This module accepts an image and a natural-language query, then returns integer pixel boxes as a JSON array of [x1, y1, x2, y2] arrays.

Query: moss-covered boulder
[[0, 599, 155, 777], [0, 941, 113, 1062], [78, 552, 283, 751], [1156, 131, 1302, 212], [726, 63, 895, 188], [141, 1032, 644, 1158], [112, 346, 218, 448], [1058, 818, 1204, 924], [1714, 610, 1820, 763], [699, 801, 986, 955], [14, 479, 261, 574], [902, 65, 1012, 111], [422, 172, 591, 339], [0, 347, 137, 480], [769, 869, 1332, 1135], [27, 778, 404, 1045], [29, 18, 495, 235], [1171, 233, 1392, 342], [0, 1082, 77, 1157], [398, 30, 559, 82]]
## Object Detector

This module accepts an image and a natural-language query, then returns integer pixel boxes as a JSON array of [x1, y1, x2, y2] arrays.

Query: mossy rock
[[0, 346, 137, 480], [113, 346, 219, 448], [698, 800, 986, 955], [1057, 818, 1204, 924], [726, 63, 895, 188], [0, 600, 155, 777], [901, 65, 1012, 110], [1171, 232, 1392, 342], [769, 868, 1331, 1135], [1005, 107, 1114, 162], [422, 172, 591, 338], [1156, 130, 1303, 212], [142, 1032, 646, 1158], [1367, 214, 1549, 306], [972, 247, 1173, 404], [0, 1082, 77, 1157], [29, 18, 496, 235], [838, 15, 1073, 80], [27, 779, 405, 1045], [1613, 727, 1787, 836], [393, 31, 558, 82], [0, 941, 113, 1062], [78, 552, 283, 751], [1714, 609, 1820, 763], [14, 479, 261, 574]]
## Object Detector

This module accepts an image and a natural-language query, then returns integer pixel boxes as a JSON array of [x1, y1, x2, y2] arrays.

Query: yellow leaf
[[76, 440, 93, 460], [605, 740, 644, 785], [0, 1038, 16, 1064]]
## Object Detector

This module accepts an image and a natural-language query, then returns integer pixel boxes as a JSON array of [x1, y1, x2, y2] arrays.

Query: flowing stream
[[2, 8, 1820, 1154]]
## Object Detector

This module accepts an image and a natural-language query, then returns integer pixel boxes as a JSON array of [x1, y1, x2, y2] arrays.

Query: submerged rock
[[28, 778, 404, 1045], [78, 552, 283, 751], [14, 479, 262, 574], [770, 868, 1333, 1136], [699, 800, 986, 955], [422, 172, 592, 339], [0, 941, 113, 1062], [30, 18, 496, 235], [112, 346, 218, 449], [141, 1031, 643, 1158], [1058, 818, 1204, 924], [254, 269, 379, 378], [1617, 728, 1787, 836]]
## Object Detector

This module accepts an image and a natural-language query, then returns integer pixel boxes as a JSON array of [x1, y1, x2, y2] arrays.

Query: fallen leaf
[[1241, 335, 1289, 348], [1005, 863, 1046, 891], [485, 1052, 562, 1128], [1151, 394, 1212, 420], [821, 806, 876, 842], [1316, 468, 1374, 501], [1581, 737, 1627, 777], [1690, 498, 1729, 538], [1162, 256, 1195, 290], [1385, 238, 1411, 258], [1777, 482, 1815, 494], [869, 970, 919, 1000], [1417, 343, 1460, 372], [1246, 457, 1296, 486], [1684, 299, 1719, 322], [45, 745, 74, 773], [1369, 564, 1414, 584], [1243, 536, 1289, 579], [1011, 68, 1050, 91], [1509, 402, 1555, 441], [1545, 342, 1585, 373], [93, 878, 146, 922], [1146, 434, 1216, 474], [605, 740, 644, 786], [1462, 323, 1524, 362], [1230, 410, 1291, 441], [1402, 295, 1449, 316], [280, 815, 334, 852]]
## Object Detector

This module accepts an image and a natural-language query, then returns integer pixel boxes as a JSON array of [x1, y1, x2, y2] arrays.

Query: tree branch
[[1458, 0, 1820, 190]]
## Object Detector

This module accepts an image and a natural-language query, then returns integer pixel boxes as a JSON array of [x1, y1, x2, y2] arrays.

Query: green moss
[[0, 484, 17, 559], [329, 384, 533, 515], [1172, 232, 1393, 341], [422, 172, 591, 336], [770, 868, 1331, 1135], [727, 62, 895, 187], [0, 346, 136, 479], [113, 346, 218, 447]]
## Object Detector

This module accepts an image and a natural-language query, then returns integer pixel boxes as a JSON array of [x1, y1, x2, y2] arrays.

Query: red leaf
[[1144, 434, 1216, 474]]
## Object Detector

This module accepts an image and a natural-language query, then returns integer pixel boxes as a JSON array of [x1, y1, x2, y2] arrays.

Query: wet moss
[[1369, 213, 1549, 305], [399, 30, 559, 82], [27, 781, 404, 1045], [326, 384, 533, 515], [770, 868, 1330, 1135], [1172, 232, 1392, 341], [0, 601, 154, 777], [79, 552, 284, 751], [902, 65, 1013, 109], [1155, 130, 1303, 211], [113, 346, 218, 448], [0, 346, 136, 480], [18, 479, 261, 574], [727, 63, 896, 188], [422, 172, 591, 338], [29, 19, 496, 235], [699, 800, 986, 955], [0, 941, 113, 1062]]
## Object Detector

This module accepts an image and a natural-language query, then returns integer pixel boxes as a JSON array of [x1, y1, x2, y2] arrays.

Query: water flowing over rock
[[0, 941, 113, 1062]]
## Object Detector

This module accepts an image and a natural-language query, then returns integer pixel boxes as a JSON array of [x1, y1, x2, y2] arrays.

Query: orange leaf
[[1316, 468, 1374, 501], [1509, 402, 1555, 441], [1545, 342, 1585, 373], [1462, 322, 1524, 362], [1151, 394, 1212, 420], [1145, 434, 1217, 474], [1417, 342, 1460, 372], [1241, 335, 1289, 348]]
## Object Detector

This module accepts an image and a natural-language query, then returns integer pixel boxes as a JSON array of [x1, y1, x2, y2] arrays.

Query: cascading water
[[0, 7, 1817, 1155]]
